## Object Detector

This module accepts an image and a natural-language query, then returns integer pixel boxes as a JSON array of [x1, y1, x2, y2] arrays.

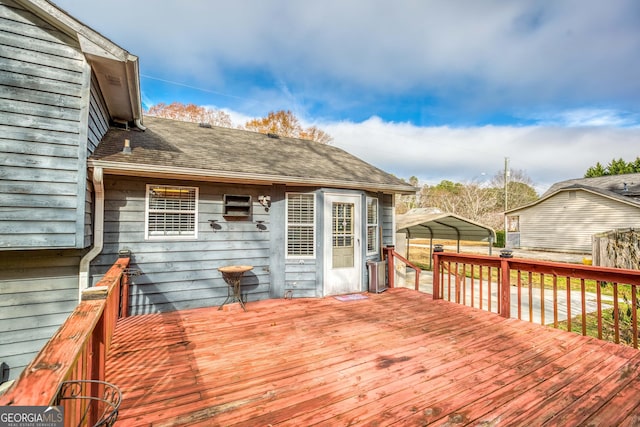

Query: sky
[[53, 0, 640, 193]]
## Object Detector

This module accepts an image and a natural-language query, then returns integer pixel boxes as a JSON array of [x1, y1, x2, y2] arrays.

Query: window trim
[[145, 184, 199, 240], [507, 215, 520, 233], [366, 197, 379, 255], [285, 192, 316, 259]]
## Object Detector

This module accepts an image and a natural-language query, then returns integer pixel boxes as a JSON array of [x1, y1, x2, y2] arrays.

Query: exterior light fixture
[[258, 195, 271, 211]]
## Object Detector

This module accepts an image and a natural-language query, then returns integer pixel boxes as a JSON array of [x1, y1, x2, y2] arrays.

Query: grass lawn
[[558, 302, 640, 348]]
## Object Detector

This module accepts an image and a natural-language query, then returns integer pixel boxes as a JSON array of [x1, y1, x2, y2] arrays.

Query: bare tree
[[147, 102, 233, 128], [406, 173, 538, 230], [243, 110, 333, 144], [489, 169, 538, 211]]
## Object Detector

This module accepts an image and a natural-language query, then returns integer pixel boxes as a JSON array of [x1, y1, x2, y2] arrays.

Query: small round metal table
[[218, 265, 253, 311]]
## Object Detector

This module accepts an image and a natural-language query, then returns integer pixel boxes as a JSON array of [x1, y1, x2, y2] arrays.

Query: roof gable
[[543, 174, 640, 198], [18, 0, 142, 123], [90, 116, 416, 193]]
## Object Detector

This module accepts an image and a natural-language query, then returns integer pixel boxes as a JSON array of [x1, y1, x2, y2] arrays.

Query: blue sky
[[54, 0, 640, 192]]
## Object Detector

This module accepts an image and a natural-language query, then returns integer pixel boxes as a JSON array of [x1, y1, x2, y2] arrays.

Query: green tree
[[584, 157, 640, 177], [585, 162, 607, 177], [607, 158, 634, 175]]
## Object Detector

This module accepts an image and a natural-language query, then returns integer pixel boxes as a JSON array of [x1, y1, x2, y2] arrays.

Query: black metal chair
[[55, 380, 122, 427]]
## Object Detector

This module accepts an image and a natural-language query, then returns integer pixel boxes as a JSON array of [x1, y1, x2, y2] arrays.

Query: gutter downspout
[[134, 118, 146, 131], [78, 166, 104, 301]]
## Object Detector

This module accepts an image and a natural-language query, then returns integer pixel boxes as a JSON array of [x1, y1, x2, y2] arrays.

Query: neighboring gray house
[[505, 174, 640, 253], [89, 116, 414, 315], [0, 0, 415, 382], [0, 0, 143, 382]]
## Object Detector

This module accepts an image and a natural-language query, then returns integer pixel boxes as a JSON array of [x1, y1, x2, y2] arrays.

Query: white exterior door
[[324, 194, 361, 295]]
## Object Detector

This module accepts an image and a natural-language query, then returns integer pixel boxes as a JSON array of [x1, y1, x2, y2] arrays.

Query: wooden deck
[[105, 288, 640, 426]]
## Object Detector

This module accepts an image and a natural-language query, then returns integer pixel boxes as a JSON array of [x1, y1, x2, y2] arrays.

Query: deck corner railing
[[384, 246, 422, 290], [432, 251, 640, 349], [0, 256, 130, 425]]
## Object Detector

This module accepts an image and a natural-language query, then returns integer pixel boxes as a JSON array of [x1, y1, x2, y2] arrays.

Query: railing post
[[384, 246, 395, 288], [499, 250, 512, 318], [432, 250, 441, 300]]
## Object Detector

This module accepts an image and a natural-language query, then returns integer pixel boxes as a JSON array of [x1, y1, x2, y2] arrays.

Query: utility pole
[[504, 157, 509, 212], [503, 157, 509, 247]]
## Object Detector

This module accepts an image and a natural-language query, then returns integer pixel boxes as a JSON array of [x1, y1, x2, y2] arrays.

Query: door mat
[[334, 294, 369, 302]]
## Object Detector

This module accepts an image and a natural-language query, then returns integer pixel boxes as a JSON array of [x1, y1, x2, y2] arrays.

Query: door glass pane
[[332, 202, 354, 268]]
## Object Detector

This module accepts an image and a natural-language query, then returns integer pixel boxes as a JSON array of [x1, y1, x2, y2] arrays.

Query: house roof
[[543, 173, 640, 198], [396, 208, 496, 242], [507, 173, 640, 214], [89, 116, 417, 194], [19, 0, 142, 123]]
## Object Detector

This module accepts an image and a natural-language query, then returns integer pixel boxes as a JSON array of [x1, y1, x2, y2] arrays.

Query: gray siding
[[381, 193, 395, 247], [513, 190, 640, 253], [84, 75, 110, 247], [91, 177, 272, 315], [0, 0, 90, 250], [283, 189, 322, 298], [0, 250, 80, 381]]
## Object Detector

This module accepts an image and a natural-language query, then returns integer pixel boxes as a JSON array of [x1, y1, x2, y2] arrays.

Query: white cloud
[[523, 108, 639, 128], [324, 118, 640, 193], [54, 0, 640, 118]]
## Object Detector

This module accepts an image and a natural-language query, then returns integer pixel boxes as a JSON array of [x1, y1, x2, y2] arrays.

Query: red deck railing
[[384, 246, 421, 290], [432, 251, 640, 348], [0, 257, 130, 425]]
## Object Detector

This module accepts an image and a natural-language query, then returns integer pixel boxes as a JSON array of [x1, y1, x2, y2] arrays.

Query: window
[[507, 215, 520, 232], [286, 193, 315, 257], [145, 185, 198, 239], [366, 197, 379, 254]]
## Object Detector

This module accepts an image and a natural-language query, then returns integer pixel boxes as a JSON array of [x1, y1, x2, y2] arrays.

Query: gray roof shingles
[[542, 173, 640, 205], [91, 116, 415, 193]]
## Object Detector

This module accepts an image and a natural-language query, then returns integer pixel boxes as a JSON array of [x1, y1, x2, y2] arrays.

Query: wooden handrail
[[384, 246, 422, 290], [0, 257, 130, 409]]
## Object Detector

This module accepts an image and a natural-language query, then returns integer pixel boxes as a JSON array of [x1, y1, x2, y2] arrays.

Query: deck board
[[105, 288, 640, 426]]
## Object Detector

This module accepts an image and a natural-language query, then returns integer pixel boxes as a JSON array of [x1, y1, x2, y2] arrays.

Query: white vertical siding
[[515, 190, 640, 253]]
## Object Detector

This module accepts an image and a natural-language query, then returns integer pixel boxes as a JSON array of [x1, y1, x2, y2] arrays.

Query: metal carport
[[396, 209, 496, 267]]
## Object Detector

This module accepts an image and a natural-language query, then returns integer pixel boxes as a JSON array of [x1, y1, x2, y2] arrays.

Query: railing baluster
[[581, 278, 587, 336], [566, 276, 571, 332], [597, 280, 603, 340], [488, 267, 492, 313], [462, 264, 467, 305], [517, 270, 522, 320], [540, 273, 545, 326], [553, 275, 558, 328], [613, 283, 620, 344], [528, 271, 533, 323], [479, 266, 484, 310], [632, 284, 638, 349], [470, 265, 475, 308]]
